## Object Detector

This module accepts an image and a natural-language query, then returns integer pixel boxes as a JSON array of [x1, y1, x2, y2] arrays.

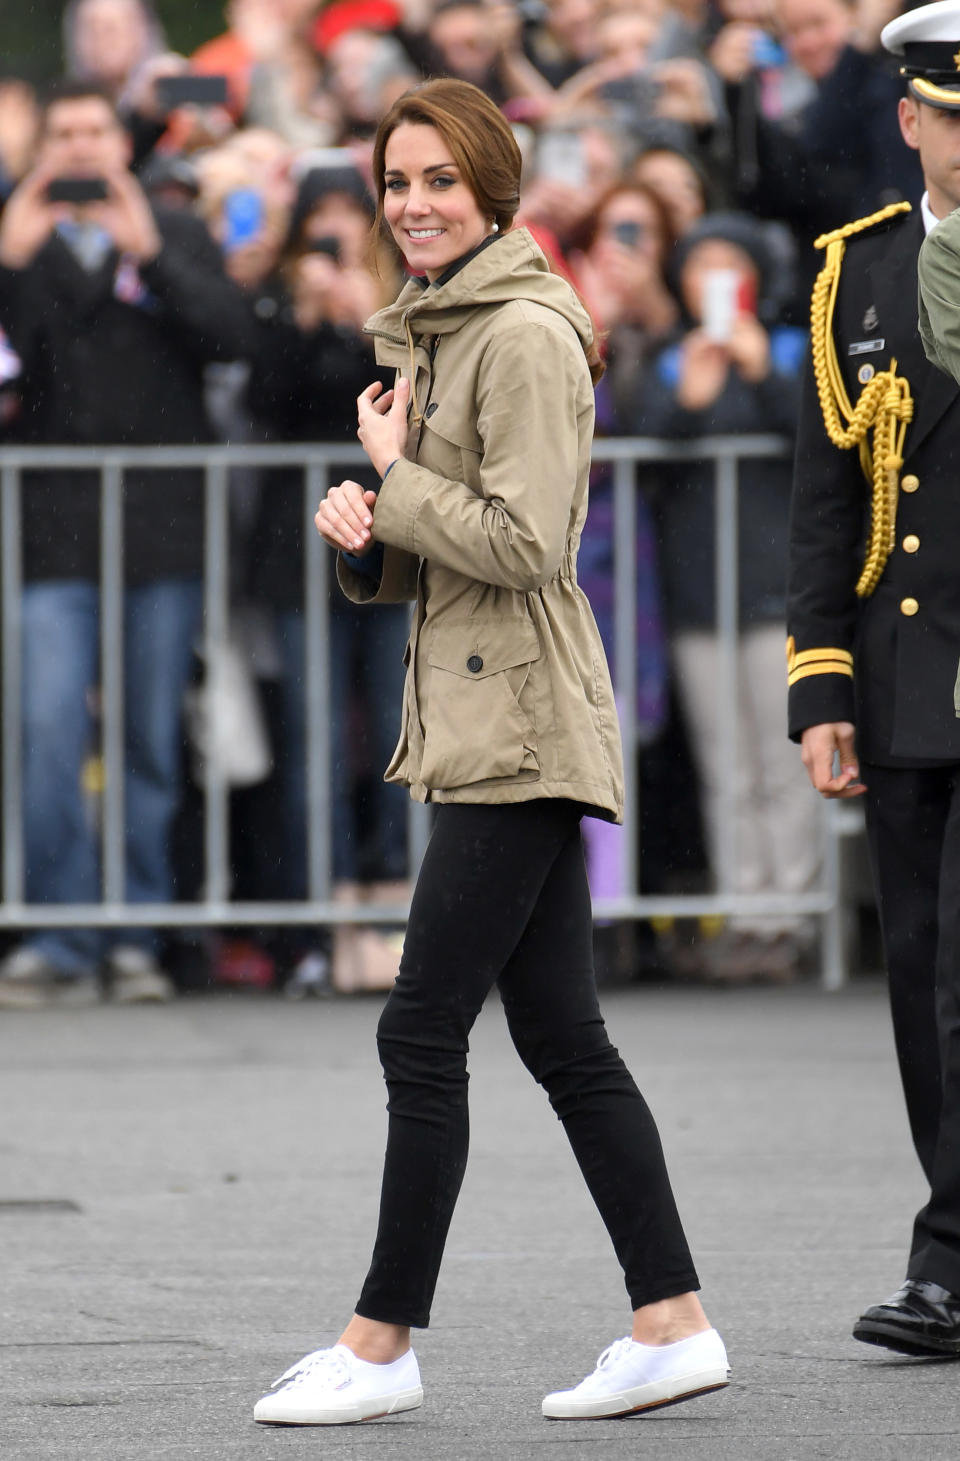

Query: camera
[[155, 74, 229, 110], [46, 177, 108, 205], [304, 236, 342, 263]]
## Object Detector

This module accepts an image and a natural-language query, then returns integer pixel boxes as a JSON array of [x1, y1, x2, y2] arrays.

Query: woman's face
[[633, 150, 705, 236], [303, 193, 371, 268], [593, 189, 665, 264], [382, 122, 490, 281]]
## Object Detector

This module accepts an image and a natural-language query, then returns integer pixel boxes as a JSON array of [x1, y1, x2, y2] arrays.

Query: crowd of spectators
[[0, 0, 924, 1000]]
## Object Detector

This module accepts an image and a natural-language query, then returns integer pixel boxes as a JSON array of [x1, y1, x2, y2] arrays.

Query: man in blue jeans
[[0, 81, 253, 1006]]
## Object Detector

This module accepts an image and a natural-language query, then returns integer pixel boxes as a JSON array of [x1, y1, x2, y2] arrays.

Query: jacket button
[[426, 402, 438, 418], [466, 654, 483, 673], [901, 474, 919, 493], [900, 597, 919, 616], [902, 534, 920, 553]]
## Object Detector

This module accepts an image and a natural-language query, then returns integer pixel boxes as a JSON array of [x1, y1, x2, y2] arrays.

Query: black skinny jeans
[[356, 799, 699, 1328]]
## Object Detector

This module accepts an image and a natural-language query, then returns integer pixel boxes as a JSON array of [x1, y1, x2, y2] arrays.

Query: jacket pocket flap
[[422, 397, 483, 452], [427, 619, 540, 678]]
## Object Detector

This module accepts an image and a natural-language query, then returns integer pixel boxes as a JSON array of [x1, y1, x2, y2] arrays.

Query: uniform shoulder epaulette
[[810, 199, 914, 599], [814, 201, 912, 253]]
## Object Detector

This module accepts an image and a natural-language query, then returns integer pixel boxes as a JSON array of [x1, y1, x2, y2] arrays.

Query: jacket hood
[[365, 227, 595, 352]]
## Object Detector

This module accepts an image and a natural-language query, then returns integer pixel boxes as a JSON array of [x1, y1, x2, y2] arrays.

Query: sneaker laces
[[271, 1347, 351, 1392], [593, 1336, 637, 1372]]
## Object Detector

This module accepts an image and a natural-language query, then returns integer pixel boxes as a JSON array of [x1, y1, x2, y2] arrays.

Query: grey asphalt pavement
[[2, 978, 957, 1461]]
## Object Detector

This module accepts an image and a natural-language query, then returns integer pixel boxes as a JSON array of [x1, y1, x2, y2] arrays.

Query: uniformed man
[[788, 0, 960, 1357]]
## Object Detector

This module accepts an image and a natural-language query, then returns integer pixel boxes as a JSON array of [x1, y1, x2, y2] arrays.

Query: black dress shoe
[[853, 1279, 960, 1356]]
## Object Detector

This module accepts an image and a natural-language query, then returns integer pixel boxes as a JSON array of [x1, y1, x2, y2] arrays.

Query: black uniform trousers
[[863, 760, 960, 1292]]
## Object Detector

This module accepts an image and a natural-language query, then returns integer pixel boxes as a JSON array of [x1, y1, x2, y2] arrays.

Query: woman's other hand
[[676, 329, 730, 410], [357, 378, 410, 477], [315, 479, 379, 554], [727, 311, 771, 382]]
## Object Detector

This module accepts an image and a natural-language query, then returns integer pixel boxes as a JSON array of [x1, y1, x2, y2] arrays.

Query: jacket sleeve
[[336, 543, 420, 604], [918, 213, 960, 381], [139, 211, 256, 364], [785, 348, 864, 739], [371, 319, 585, 592]]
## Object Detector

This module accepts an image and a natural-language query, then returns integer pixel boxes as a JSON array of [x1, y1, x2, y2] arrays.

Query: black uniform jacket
[[787, 208, 960, 765]]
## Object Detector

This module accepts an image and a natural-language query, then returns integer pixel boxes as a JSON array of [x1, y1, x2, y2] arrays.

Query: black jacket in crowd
[[0, 204, 255, 584], [245, 286, 389, 611], [787, 207, 960, 763], [631, 327, 802, 632]]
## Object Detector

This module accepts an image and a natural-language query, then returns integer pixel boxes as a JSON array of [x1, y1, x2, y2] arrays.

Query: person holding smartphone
[[0, 79, 254, 1009], [631, 210, 818, 984], [239, 162, 411, 993]]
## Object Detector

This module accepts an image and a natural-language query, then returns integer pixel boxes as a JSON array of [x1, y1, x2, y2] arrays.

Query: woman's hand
[[357, 378, 409, 477], [677, 329, 730, 410], [315, 479, 379, 554], [727, 312, 771, 382]]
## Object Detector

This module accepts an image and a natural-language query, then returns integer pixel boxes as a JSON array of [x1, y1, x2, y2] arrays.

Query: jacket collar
[[869, 212, 958, 457]]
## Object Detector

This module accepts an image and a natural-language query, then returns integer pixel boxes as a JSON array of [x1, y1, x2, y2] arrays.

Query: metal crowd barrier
[[0, 438, 851, 988]]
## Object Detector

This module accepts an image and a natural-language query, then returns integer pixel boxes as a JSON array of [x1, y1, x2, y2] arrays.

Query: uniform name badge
[[848, 339, 886, 355]]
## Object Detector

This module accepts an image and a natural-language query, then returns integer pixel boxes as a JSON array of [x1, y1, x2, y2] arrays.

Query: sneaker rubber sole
[[254, 1383, 423, 1426], [542, 1366, 730, 1420]]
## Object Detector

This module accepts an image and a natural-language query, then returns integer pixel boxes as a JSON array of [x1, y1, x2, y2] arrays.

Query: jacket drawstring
[[405, 316, 424, 425]]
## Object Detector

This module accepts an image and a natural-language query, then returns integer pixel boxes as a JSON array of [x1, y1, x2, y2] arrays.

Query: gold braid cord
[[810, 202, 914, 598]]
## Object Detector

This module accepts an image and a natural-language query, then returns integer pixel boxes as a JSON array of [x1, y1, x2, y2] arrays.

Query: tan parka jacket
[[337, 227, 624, 821]]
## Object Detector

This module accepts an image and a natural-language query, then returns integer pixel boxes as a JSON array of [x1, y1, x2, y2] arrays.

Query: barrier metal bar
[[100, 459, 125, 905], [1, 462, 23, 903], [0, 888, 838, 927], [612, 455, 638, 896], [304, 464, 331, 900], [0, 439, 849, 980], [714, 449, 740, 896], [203, 459, 231, 905]]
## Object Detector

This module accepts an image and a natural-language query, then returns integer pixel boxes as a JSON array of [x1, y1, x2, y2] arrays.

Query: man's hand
[[91, 168, 162, 262], [0, 166, 60, 269], [800, 722, 866, 799]]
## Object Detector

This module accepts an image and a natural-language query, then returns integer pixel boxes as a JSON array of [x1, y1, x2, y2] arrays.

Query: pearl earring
[[491, 221, 499, 234]]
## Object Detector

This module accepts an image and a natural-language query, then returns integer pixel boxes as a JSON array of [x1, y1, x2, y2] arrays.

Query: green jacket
[[337, 227, 624, 821], [919, 207, 960, 381]]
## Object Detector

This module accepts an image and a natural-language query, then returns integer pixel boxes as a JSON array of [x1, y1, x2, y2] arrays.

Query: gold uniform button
[[901, 474, 919, 493], [902, 534, 920, 553], [900, 597, 919, 616]]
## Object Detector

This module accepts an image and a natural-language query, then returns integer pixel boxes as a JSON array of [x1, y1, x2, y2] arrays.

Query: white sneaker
[[106, 946, 175, 1004], [0, 947, 99, 1009], [253, 1344, 423, 1426], [542, 1328, 730, 1419]]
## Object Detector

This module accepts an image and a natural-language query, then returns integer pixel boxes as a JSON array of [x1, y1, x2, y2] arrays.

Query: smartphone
[[751, 31, 786, 69], [537, 130, 587, 189], [155, 73, 229, 110], [304, 236, 341, 262], [46, 176, 108, 205], [702, 269, 754, 342], [610, 219, 645, 249], [222, 189, 264, 252]]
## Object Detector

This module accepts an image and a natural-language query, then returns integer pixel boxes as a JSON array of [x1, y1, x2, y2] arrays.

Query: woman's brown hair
[[370, 78, 605, 383]]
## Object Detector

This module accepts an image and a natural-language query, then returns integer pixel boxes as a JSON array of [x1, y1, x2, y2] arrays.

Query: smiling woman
[[382, 129, 491, 280], [253, 77, 729, 1432]]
